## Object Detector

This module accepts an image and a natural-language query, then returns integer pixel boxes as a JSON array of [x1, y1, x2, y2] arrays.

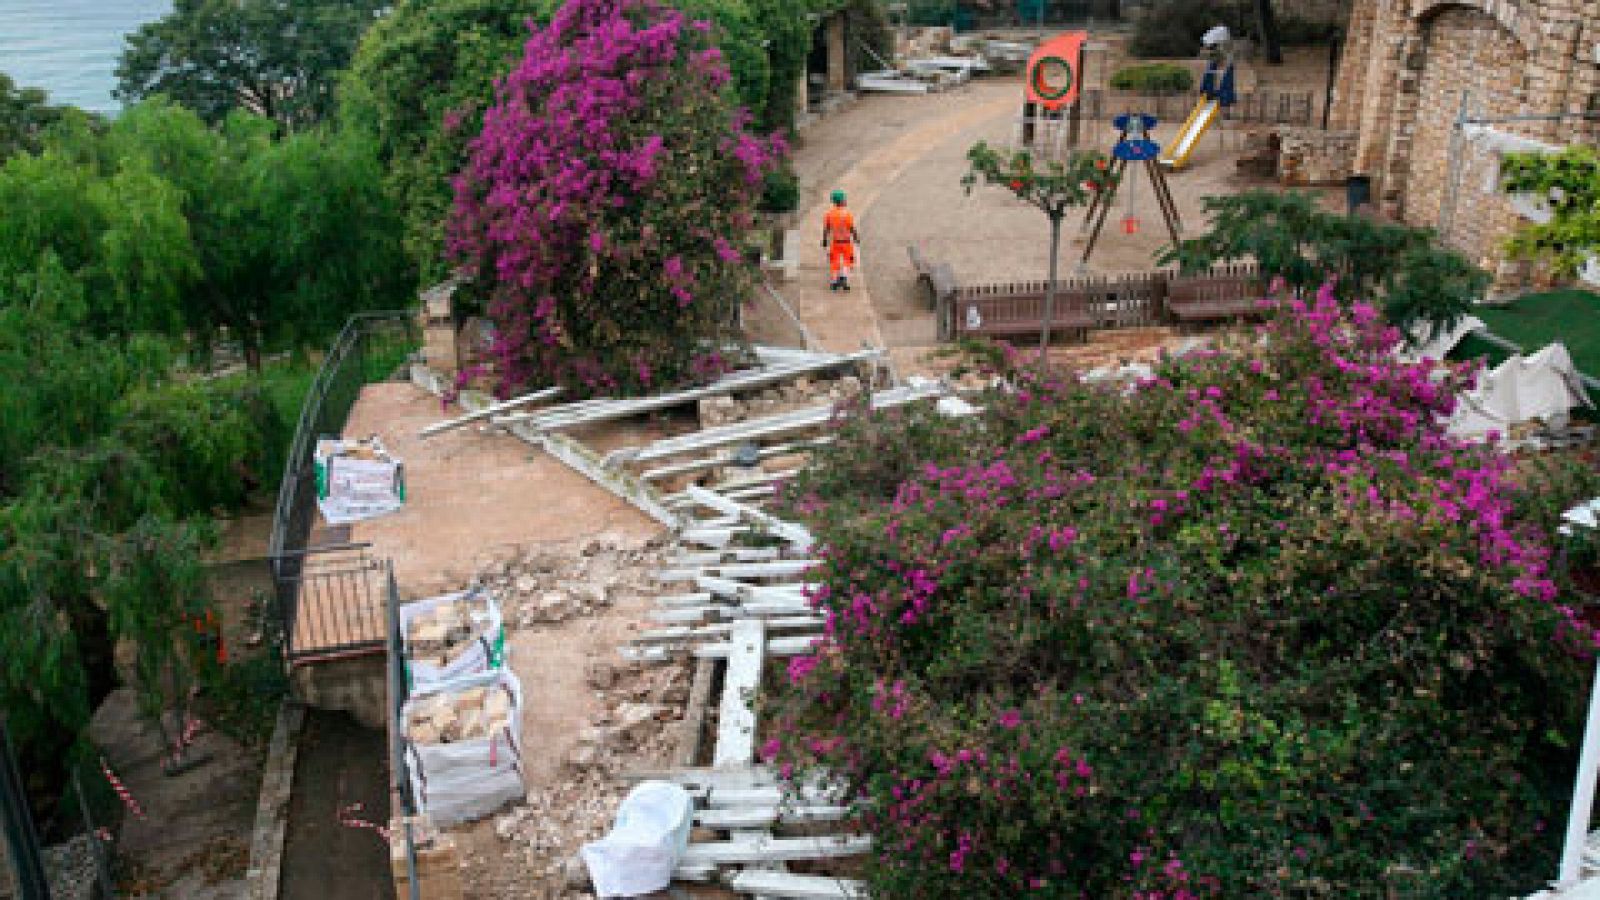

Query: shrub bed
[[1109, 63, 1194, 94], [768, 289, 1600, 896]]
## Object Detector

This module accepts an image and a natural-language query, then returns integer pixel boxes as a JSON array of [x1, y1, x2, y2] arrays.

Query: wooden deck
[[286, 553, 388, 662]]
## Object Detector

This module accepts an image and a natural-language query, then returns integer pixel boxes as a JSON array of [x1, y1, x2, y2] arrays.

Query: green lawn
[[1456, 289, 1600, 377]]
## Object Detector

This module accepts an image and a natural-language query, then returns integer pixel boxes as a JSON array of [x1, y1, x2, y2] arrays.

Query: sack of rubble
[[580, 780, 694, 897], [399, 586, 507, 687], [314, 435, 406, 525], [402, 669, 525, 826]]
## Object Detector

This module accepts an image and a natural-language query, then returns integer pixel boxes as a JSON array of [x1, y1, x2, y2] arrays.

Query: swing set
[[1078, 110, 1183, 268]]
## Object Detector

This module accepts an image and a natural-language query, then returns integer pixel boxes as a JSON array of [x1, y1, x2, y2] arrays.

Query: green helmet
[[831, 189, 846, 204]]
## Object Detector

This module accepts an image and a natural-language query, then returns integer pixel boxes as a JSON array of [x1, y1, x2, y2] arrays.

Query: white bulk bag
[[399, 587, 507, 688], [580, 781, 694, 898], [315, 436, 406, 525], [403, 670, 525, 826]]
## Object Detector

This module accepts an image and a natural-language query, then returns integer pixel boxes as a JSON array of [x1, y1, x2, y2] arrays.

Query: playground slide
[[1160, 98, 1219, 170]]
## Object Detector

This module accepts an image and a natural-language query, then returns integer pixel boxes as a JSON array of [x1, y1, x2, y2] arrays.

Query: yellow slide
[[1159, 98, 1219, 170]]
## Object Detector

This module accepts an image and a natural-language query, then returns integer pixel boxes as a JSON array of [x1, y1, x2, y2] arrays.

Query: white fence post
[[1559, 658, 1600, 886]]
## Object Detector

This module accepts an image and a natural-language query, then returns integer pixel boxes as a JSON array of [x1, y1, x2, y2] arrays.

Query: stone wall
[[1330, 0, 1600, 291], [1403, 6, 1528, 268], [291, 654, 387, 729], [1278, 128, 1359, 185]]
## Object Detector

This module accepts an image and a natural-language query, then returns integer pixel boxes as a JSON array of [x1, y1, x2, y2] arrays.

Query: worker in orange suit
[[821, 189, 861, 291]]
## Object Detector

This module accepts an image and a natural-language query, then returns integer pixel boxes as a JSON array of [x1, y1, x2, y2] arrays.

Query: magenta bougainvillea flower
[[763, 289, 1597, 896], [448, 0, 783, 397]]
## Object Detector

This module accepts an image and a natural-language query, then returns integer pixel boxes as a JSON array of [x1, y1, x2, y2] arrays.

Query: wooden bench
[[907, 245, 959, 312], [952, 287, 1094, 344], [1165, 274, 1267, 326]]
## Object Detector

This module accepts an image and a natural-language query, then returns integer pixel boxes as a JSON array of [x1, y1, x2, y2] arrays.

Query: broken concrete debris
[[695, 373, 862, 428]]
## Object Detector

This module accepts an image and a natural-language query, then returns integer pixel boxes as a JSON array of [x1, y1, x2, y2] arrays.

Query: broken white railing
[[613, 498, 867, 896]]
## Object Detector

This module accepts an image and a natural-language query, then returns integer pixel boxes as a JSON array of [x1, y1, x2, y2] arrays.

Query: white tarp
[[1398, 315, 1486, 363], [315, 436, 405, 525], [1459, 124, 1563, 192], [1560, 497, 1600, 536], [403, 670, 525, 827], [399, 586, 507, 688], [1446, 341, 1593, 442]]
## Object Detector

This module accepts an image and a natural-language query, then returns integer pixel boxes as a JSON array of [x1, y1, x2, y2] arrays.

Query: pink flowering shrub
[[447, 0, 783, 396], [768, 288, 1600, 896]]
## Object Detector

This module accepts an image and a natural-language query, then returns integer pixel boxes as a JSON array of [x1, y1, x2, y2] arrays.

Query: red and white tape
[[338, 802, 392, 843], [164, 712, 208, 768], [100, 757, 145, 820]]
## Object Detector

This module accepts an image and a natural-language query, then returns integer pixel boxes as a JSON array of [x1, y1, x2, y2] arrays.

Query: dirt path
[[333, 383, 671, 896]]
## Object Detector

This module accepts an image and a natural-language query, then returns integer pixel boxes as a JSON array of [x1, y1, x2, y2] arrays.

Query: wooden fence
[[937, 263, 1264, 342], [1078, 89, 1317, 127]]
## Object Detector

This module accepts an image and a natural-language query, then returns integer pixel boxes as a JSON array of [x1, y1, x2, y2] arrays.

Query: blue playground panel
[[1113, 139, 1161, 162]]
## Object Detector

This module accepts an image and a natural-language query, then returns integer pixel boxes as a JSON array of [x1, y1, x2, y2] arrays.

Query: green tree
[[1502, 144, 1600, 279], [963, 141, 1114, 355], [0, 272, 280, 754], [116, 0, 387, 130], [746, 0, 815, 130], [0, 146, 197, 335], [0, 71, 84, 161], [341, 0, 533, 281], [1162, 189, 1489, 336], [96, 101, 407, 367]]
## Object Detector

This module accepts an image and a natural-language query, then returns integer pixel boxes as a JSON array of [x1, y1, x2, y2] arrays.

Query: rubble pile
[[487, 658, 691, 894], [469, 539, 665, 629], [430, 540, 693, 895], [564, 662, 690, 775], [897, 25, 953, 59], [694, 373, 865, 429]]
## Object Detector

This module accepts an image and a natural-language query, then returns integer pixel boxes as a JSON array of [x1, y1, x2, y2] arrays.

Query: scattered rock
[[565, 855, 591, 889], [613, 702, 662, 740], [585, 661, 619, 691]]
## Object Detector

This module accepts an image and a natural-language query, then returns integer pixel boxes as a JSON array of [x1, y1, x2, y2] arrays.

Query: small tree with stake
[[962, 141, 1115, 361]]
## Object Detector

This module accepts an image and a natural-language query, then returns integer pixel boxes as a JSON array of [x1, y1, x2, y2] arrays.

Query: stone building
[[1329, 0, 1599, 291]]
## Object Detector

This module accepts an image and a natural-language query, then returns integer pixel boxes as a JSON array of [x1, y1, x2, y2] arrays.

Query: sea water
[[0, 0, 172, 114]]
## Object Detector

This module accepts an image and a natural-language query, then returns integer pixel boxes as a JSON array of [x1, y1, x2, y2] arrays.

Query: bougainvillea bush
[[768, 288, 1600, 897], [448, 0, 783, 396]]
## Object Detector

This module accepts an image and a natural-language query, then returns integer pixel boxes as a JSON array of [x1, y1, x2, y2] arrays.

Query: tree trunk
[[1255, 0, 1283, 65], [244, 332, 263, 372], [1041, 213, 1062, 367]]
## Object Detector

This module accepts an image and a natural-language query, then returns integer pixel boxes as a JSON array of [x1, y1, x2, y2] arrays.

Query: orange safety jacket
[[824, 207, 855, 245]]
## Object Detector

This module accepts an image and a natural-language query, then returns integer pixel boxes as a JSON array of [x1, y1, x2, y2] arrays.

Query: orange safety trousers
[[828, 242, 856, 279]]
